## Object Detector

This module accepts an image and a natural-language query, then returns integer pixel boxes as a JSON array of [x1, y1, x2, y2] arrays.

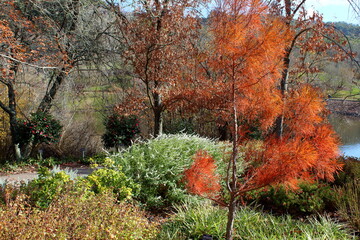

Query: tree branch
[[0, 54, 59, 70]]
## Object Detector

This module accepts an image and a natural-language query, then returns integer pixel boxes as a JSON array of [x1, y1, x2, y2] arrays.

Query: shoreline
[[326, 99, 360, 117]]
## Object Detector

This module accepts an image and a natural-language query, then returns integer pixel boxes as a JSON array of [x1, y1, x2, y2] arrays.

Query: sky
[[305, 0, 359, 24]]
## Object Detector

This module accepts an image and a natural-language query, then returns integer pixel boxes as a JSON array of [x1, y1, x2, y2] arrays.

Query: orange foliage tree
[[110, 0, 203, 136], [182, 0, 342, 239]]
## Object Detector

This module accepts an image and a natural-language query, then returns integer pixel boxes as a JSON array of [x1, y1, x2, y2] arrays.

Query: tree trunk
[[153, 108, 163, 137], [9, 114, 21, 161], [37, 69, 67, 113], [225, 73, 239, 240], [275, 48, 290, 137], [18, 69, 68, 158], [6, 75, 22, 161], [153, 91, 163, 137], [225, 196, 237, 240], [22, 135, 34, 159]]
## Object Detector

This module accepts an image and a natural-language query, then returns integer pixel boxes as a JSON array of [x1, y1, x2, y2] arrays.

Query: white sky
[[305, 0, 359, 24]]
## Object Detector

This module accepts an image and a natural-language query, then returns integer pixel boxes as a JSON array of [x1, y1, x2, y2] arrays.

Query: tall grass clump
[[159, 200, 355, 239], [112, 134, 229, 209], [332, 157, 360, 233], [334, 179, 360, 233]]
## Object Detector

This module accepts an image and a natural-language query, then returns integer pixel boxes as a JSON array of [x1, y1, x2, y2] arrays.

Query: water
[[329, 114, 360, 158]]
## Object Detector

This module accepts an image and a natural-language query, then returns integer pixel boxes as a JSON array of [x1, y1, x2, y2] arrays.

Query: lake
[[329, 114, 360, 158]]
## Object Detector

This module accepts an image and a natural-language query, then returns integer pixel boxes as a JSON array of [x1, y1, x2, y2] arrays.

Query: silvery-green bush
[[112, 134, 229, 209]]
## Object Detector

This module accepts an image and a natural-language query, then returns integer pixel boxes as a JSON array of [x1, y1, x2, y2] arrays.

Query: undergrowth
[[159, 200, 355, 240], [0, 191, 159, 239]]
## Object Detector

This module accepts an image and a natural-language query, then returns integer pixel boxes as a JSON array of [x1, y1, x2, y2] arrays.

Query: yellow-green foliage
[[26, 167, 71, 208], [0, 192, 159, 239], [83, 168, 136, 200]]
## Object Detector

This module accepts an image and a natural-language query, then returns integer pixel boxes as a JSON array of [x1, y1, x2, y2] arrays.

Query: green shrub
[[334, 157, 360, 186], [164, 118, 195, 134], [17, 112, 62, 147], [82, 167, 138, 201], [82, 152, 108, 165], [0, 191, 159, 239], [28, 157, 59, 168], [248, 181, 336, 215], [102, 112, 140, 148], [23, 161, 136, 208], [159, 200, 354, 239], [112, 134, 229, 209], [24, 167, 71, 208]]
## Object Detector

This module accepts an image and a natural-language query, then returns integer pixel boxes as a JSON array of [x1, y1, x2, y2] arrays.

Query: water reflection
[[329, 114, 360, 158]]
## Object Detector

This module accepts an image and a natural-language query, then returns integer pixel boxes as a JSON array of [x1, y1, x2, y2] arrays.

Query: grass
[[83, 85, 112, 92], [334, 179, 360, 234], [331, 88, 360, 100], [159, 200, 356, 240]]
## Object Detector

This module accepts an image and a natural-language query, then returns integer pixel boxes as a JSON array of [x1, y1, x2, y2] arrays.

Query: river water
[[329, 114, 360, 158]]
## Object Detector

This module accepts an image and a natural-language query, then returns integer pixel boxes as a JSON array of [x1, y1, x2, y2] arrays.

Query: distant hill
[[331, 22, 360, 39]]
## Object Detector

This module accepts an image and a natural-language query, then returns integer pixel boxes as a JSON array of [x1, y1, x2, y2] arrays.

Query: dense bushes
[[335, 180, 360, 233], [102, 112, 140, 148], [16, 162, 136, 208], [17, 112, 62, 147], [112, 134, 229, 209], [334, 157, 360, 186], [0, 162, 154, 239], [1, 135, 358, 239], [25, 167, 72, 208], [83, 167, 138, 200], [248, 182, 336, 215]]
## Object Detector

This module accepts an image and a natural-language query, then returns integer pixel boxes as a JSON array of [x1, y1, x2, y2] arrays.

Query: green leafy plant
[[24, 159, 136, 208], [164, 118, 195, 134], [82, 166, 138, 201], [248, 181, 336, 215], [25, 167, 71, 208], [112, 134, 229, 209], [17, 112, 62, 147], [102, 112, 140, 148], [334, 157, 360, 186]]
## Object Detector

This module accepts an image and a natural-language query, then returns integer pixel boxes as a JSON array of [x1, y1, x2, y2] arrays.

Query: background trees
[[109, 0, 204, 136], [266, 0, 356, 136], [0, 0, 119, 160], [0, 0, 357, 162], [0, 0, 61, 160]]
